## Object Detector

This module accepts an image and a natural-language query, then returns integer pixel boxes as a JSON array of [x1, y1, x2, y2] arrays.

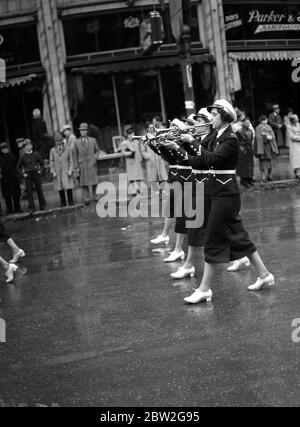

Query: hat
[[78, 123, 88, 131], [126, 127, 135, 135], [24, 138, 33, 146], [291, 114, 299, 121], [207, 99, 237, 122], [184, 114, 197, 125], [53, 131, 64, 143], [193, 108, 213, 123], [273, 104, 280, 110], [61, 124, 72, 133], [0, 142, 9, 150], [16, 138, 25, 146]]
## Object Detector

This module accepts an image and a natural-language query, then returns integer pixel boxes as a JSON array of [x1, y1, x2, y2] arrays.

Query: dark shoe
[[60, 202, 67, 208], [267, 177, 273, 182], [69, 201, 75, 206]]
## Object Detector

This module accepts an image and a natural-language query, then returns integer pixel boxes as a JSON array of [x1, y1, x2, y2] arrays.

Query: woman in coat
[[50, 132, 75, 207], [288, 114, 300, 179], [121, 128, 145, 197], [164, 99, 274, 304], [255, 115, 278, 182], [0, 142, 21, 214]]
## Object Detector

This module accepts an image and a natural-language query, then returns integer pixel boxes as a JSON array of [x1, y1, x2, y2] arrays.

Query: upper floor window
[[0, 24, 40, 66]]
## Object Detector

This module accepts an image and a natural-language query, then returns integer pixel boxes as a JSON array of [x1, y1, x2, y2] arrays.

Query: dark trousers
[[26, 171, 46, 211], [59, 190, 74, 207], [5, 196, 21, 214], [0, 218, 10, 242]]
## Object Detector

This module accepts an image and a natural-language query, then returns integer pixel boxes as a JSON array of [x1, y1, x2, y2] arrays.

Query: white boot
[[184, 288, 213, 304], [227, 257, 250, 272], [248, 274, 275, 291], [164, 251, 185, 263], [150, 235, 169, 245], [171, 266, 195, 279], [10, 249, 25, 264], [5, 264, 18, 284]]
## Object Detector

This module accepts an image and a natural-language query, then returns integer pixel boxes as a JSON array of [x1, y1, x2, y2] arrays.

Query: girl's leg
[[173, 233, 185, 253], [248, 251, 270, 279], [161, 217, 174, 238], [6, 238, 20, 254], [198, 262, 218, 292], [0, 256, 9, 271]]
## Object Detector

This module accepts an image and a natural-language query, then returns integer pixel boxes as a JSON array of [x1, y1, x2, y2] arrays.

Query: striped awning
[[0, 73, 38, 88], [229, 51, 300, 61]]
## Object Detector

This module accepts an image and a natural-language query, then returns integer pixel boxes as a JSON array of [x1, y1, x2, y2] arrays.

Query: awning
[[71, 54, 214, 75], [0, 73, 38, 88], [229, 51, 300, 61]]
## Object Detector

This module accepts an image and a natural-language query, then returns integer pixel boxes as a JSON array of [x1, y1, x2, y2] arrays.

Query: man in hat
[[61, 124, 76, 151], [17, 139, 46, 213], [74, 123, 100, 205], [268, 104, 285, 148], [50, 132, 75, 207]]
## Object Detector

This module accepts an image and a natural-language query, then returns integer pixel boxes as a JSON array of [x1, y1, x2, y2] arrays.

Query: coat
[[74, 137, 100, 187], [236, 128, 254, 178], [140, 143, 168, 182], [0, 153, 21, 198], [268, 113, 285, 147], [255, 123, 278, 160], [288, 124, 300, 170], [50, 144, 75, 191], [122, 138, 144, 182]]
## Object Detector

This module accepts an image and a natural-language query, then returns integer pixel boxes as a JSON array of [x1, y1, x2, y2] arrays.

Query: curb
[[2, 203, 86, 223]]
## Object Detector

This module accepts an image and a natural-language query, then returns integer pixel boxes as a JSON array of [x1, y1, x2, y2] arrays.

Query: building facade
[[0, 0, 230, 154]]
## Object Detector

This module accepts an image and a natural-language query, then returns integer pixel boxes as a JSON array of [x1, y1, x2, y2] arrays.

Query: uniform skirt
[[203, 194, 256, 263]]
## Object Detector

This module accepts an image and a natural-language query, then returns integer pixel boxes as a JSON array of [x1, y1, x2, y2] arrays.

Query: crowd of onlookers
[[0, 104, 299, 216]]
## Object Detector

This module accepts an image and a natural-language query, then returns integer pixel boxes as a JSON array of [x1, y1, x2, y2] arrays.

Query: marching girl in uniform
[[165, 100, 274, 303], [147, 133, 187, 263], [170, 109, 213, 279]]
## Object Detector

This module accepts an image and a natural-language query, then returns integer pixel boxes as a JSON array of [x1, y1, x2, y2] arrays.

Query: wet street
[[0, 187, 300, 407]]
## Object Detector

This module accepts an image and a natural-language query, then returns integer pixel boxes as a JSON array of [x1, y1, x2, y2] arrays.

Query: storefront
[[62, 2, 214, 153], [224, 1, 300, 123], [0, 23, 44, 152]]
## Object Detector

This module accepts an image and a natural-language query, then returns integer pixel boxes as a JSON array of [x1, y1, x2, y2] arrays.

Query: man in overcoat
[[74, 123, 100, 205]]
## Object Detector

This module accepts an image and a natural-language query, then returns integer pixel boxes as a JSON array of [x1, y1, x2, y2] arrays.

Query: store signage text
[[0, 318, 6, 343], [0, 35, 4, 45], [0, 58, 6, 83], [225, 14, 242, 31], [292, 59, 300, 84], [249, 9, 300, 33]]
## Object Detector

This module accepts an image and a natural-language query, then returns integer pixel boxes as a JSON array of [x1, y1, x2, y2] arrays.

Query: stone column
[[202, 0, 231, 100], [36, 0, 70, 133]]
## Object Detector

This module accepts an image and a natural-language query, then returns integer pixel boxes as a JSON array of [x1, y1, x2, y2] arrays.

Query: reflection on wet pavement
[[0, 187, 300, 406]]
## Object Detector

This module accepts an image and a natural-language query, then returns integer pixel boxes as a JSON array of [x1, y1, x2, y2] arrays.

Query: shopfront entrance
[[234, 59, 300, 124]]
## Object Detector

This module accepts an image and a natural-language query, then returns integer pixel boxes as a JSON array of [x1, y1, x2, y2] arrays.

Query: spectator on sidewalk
[[268, 104, 285, 148], [17, 139, 46, 213], [50, 132, 75, 207], [121, 128, 145, 197], [74, 123, 100, 205], [61, 125, 76, 151], [32, 108, 48, 158], [287, 114, 300, 179], [236, 118, 255, 188], [0, 143, 21, 214], [284, 108, 294, 147], [255, 115, 278, 183]]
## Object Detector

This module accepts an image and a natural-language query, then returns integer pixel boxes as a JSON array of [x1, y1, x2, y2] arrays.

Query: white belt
[[169, 165, 192, 170], [192, 169, 236, 175]]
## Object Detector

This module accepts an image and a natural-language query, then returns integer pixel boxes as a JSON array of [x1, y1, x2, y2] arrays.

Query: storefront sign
[[0, 35, 4, 46], [0, 58, 6, 83], [292, 59, 300, 83], [224, 3, 300, 39]]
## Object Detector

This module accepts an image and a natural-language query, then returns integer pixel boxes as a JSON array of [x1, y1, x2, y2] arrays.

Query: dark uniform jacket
[[172, 126, 240, 197], [17, 151, 44, 174]]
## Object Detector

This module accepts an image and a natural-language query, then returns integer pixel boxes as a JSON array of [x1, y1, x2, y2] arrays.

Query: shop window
[[63, 5, 200, 56], [0, 24, 40, 66]]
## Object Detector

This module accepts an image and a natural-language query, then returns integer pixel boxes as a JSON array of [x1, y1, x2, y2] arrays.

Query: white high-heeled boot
[[171, 266, 195, 279], [5, 264, 18, 284], [164, 251, 185, 263], [184, 288, 213, 304], [150, 235, 170, 245], [248, 274, 275, 291], [227, 257, 250, 272], [10, 249, 25, 264]]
